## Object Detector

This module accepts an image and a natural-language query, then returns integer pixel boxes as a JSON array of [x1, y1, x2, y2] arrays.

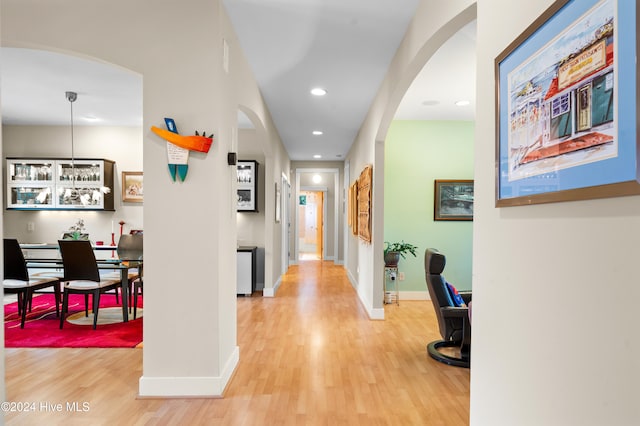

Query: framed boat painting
[[434, 180, 474, 221], [495, 0, 640, 207]]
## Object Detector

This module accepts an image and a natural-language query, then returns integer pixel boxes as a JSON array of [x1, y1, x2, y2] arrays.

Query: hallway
[[5, 261, 470, 425]]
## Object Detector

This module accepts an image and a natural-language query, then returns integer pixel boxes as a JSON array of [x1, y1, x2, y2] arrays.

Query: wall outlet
[[27, 222, 35, 232], [398, 272, 405, 281]]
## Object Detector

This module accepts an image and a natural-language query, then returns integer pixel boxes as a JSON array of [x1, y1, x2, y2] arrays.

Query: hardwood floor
[[5, 261, 469, 425]]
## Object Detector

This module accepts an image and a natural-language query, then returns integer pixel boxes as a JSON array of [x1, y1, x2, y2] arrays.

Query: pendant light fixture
[[57, 91, 110, 206]]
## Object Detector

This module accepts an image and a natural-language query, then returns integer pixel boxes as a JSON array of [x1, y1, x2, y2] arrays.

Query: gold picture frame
[[122, 171, 143, 203]]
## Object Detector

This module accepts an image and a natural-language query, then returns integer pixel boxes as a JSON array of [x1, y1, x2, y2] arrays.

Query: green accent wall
[[384, 120, 474, 292]]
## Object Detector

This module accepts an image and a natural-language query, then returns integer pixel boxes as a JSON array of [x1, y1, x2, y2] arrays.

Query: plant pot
[[384, 251, 400, 267]]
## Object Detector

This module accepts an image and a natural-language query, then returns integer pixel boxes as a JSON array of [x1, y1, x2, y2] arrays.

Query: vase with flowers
[[65, 218, 89, 240]]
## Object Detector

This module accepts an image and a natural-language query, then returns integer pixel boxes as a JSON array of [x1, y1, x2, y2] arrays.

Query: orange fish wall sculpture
[[150, 118, 214, 182]]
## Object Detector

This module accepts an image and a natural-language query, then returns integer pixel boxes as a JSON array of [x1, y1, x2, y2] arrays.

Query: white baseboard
[[346, 269, 357, 289], [399, 291, 430, 300], [345, 269, 384, 320], [262, 276, 282, 297], [138, 346, 239, 397], [263, 287, 274, 297], [368, 307, 385, 320]]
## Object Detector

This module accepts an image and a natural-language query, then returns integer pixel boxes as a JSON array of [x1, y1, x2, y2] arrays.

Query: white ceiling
[[0, 3, 475, 161], [395, 20, 476, 121], [0, 48, 143, 127]]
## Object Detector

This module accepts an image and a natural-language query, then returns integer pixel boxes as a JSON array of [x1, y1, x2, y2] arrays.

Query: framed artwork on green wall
[[434, 180, 474, 221]]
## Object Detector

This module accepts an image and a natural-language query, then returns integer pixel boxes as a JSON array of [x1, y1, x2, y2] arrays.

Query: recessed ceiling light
[[310, 87, 327, 96], [422, 100, 439, 106], [312, 174, 322, 183], [312, 130, 323, 135], [455, 100, 470, 106], [313, 154, 322, 159]]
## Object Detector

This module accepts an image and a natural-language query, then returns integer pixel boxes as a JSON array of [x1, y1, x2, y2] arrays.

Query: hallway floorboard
[[5, 261, 469, 425]]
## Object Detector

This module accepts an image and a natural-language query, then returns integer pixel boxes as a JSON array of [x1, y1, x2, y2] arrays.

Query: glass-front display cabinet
[[8, 186, 54, 208], [6, 158, 115, 210], [8, 160, 54, 183]]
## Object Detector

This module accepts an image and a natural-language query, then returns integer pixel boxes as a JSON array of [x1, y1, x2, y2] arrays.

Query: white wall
[[471, 0, 640, 424], [3, 125, 143, 244], [236, 130, 266, 289], [236, 122, 291, 295], [1, 0, 289, 397]]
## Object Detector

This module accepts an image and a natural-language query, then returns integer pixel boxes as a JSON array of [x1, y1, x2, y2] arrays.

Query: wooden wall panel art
[[357, 165, 372, 243]]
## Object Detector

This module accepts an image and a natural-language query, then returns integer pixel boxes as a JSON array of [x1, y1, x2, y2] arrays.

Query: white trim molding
[[138, 346, 239, 397], [263, 276, 282, 297], [399, 291, 430, 300]]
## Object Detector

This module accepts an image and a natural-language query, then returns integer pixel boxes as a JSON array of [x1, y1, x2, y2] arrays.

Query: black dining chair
[[101, 234, 143, 312], [58, 239, 122, 329], [119, 234, 144, 319], [3, 238, 61, 328], [131, 263, 143, 319]]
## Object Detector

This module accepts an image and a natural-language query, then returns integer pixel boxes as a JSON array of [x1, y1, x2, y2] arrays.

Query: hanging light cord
[[66, 91, 77, 189]]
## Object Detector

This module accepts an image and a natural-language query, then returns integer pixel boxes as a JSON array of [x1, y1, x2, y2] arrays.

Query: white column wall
[[1, 0, 284, 397], [471, 0, 640, 424], [345, 0, 476, 319]]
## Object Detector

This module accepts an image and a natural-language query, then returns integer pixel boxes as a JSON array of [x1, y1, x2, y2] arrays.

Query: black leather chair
[[424, 248, 471, 368], [3, 238, 60, 328]]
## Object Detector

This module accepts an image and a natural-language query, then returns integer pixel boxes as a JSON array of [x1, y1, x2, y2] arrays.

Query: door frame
[[294, 168, 339, 264], [281, 173, 291, 275], [298, 187, 327, 260]]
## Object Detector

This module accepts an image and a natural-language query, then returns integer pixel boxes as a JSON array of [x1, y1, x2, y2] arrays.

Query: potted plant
[[384, 240, 418, 267], [64, 218, 89, 240]]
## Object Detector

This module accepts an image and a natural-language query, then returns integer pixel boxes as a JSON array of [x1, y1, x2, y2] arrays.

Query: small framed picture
[[122, 171, 143, 203], [237, 160, 258, 212], [275, 182, 281, 223], [434, 179, 474, 221]]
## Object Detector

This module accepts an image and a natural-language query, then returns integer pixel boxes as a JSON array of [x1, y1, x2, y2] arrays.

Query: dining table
[[21, 243, 141, 322]]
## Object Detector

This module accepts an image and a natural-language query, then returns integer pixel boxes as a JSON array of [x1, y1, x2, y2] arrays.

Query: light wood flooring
[[5, 261, 470, 425]]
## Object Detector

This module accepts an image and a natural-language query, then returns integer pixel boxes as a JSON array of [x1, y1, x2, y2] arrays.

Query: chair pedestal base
[[427, 340, 470, 368]]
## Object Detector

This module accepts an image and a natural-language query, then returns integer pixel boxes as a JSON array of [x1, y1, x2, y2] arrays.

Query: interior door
[[304, 193, 317, 245], [316, 191, 324, 259]]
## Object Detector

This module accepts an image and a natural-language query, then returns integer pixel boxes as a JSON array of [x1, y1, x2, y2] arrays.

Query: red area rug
[[4, 293, 142, 348]]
